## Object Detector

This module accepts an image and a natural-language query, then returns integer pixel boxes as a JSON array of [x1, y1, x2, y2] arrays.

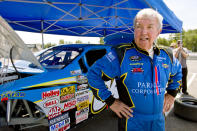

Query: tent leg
[[41, 32, 44, 49], [41, 20, 44, 49]]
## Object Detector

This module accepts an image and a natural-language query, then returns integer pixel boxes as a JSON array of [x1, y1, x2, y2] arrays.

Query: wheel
[[0, 100, 47, 130], [174, 96, 197, 121]]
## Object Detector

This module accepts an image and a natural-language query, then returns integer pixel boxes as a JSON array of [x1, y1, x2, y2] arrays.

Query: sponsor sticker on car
[[44, 99, 59, 108], [50, 119, 70, 131], [48, 106, 62, 120], [63, 99, 77, 112], [42, 89, 60, 100], [61, 86, 75, 96], [77, 100, 89, 111], [49, 112, 69, 126]]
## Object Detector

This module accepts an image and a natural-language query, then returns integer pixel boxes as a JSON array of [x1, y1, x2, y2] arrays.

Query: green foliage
[[157, 37, 170, 46], [157, 29, 197, 52], [59, 39, 73, 44], [99, 37, 104, 44], [59, 39, 65, 44], [44, 42, 56, 49], [75, 40, 83, 44]]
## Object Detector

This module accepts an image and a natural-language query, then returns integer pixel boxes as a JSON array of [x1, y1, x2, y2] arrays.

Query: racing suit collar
[[131, 41, 160, 56]]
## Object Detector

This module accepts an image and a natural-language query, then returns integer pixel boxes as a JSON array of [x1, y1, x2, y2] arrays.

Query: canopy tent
[[0, 0, 182, 38]]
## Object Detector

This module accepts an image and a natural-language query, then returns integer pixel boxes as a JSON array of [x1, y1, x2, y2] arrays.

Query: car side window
[[38, 49, 79, 69], [78, 49, 106, 73], [85, 49, 106, 67]]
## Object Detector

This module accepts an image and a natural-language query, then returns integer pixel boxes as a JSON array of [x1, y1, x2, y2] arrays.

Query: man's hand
[[109, 99, 133, 119], [163, 93, 175, 113]]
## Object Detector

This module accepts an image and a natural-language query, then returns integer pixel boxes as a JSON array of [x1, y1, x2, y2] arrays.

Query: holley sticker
[[42, 89, 60, 100]]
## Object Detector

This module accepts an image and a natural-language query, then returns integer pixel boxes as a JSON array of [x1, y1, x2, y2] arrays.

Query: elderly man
[[87, 8, 182, 131]]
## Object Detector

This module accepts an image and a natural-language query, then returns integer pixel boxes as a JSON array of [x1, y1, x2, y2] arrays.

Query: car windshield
[[37, 48, 80, 69]]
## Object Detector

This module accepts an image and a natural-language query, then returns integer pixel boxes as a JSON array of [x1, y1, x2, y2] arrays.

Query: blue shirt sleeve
[[87, 49, 120, 102], [167, 56, 182, 97]]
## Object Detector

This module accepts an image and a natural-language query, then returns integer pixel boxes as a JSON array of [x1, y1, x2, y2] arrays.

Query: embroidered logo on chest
[[162, 63, 169, 68], [131, 68, 144, 73], [130, 56, 141, 61]]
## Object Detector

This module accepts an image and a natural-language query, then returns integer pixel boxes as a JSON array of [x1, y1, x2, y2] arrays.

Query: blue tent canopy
[[0, 0, 182, 37]]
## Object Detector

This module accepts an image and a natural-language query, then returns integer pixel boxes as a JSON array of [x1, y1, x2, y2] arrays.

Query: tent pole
[[180, 28, 183, 42], [41, 20, 44, 49], [41, 32, 44, 49]]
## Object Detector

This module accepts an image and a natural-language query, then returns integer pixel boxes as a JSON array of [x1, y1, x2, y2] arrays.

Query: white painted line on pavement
[[187, 73, 197, 87]]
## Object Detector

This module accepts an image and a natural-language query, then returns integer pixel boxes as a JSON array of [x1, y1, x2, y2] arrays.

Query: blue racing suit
[[87, 42, 182, 131]]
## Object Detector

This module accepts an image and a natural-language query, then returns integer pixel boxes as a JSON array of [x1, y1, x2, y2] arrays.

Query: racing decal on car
[[35, 89, 61, 118], [75, 107, 89, 117], [76, 113, 88, 124], [44, 99, 59, 108], [130, 56, 141, 61], [49, 112, 70, 131], [60, 86, 75, 103], [61, 86, 75, 96], [131, 68, 144, 73], [76, 75, 88, 84], [70, 69, 82, 75], [50, 119, 70, 131], [77, 84, 88, 91], [20, 77, 77, 90], [62, 99, 77, 112], [60, 93, 75, 103], [42, 89, 60, 100], [0, 91, 25, 101], [76, 89, 89, 102], [77, 100, 89, 111], [49, 112, 69, 126], [76, 94, 89, 104], [48, 106, 62, 120], [75, 107, 89, 124], [75, 89, 89, 97]]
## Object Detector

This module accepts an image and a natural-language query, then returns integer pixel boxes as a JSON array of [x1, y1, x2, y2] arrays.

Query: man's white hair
[[134, 8, 163, 30]]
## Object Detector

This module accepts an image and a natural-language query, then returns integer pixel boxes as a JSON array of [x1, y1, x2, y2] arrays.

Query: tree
[[157, 37, 170, 46], [183, 29, 197, 51], [157, 29, 197, 52], [59, 39, 65, 45], [75, 40, 83, 44], [44, 42, 56, 49], [99, 37, 104, 44]]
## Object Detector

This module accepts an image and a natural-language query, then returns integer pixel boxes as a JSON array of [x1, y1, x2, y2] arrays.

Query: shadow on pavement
[[70, 109, 118, 131], [166, 108, 197, 131]]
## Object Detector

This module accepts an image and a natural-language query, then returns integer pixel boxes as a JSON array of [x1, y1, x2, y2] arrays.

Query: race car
[[0, 43, 120, 130]]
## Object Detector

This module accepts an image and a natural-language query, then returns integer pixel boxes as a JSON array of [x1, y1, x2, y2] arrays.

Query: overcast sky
[[16, 0, 197, 44], [164, 0, 197, 30]]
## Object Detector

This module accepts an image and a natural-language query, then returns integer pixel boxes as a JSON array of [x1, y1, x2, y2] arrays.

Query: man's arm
[[181, 48, 189, 58], [175, 47, 189, 59], [87, 50, 133, 118], [163, 57, 182, 113]]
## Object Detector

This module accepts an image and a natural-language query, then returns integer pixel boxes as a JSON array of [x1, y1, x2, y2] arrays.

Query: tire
[[174, 96, 197, 121]]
